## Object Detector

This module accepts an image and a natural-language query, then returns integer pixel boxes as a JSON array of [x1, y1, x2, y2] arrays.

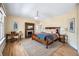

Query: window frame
[[0, 10, 4, 41]]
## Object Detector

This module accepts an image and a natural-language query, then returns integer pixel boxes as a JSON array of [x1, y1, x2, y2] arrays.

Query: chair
[[18, 31, 23, 40]]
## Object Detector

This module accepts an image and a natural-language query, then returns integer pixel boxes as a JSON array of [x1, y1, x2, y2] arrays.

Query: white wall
[[76, 4, 79, 53], [5, 16, 37, 38]]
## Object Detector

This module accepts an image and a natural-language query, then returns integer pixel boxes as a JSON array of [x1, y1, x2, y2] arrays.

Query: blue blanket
[[37, 33, 54, 40], [37, 33, 47, 39]]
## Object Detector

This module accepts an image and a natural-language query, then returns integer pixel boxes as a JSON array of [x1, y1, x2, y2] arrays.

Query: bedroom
[[0, 3, 79, 56]]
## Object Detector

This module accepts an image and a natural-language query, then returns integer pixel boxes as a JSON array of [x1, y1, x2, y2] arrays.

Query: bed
[[32, 27, 60, 48]]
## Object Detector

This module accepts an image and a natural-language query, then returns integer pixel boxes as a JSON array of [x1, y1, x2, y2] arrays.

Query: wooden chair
[[18, 31, 23, 40]]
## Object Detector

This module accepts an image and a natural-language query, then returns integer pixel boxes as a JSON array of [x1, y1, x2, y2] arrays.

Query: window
[[0, 11, 4, 41]]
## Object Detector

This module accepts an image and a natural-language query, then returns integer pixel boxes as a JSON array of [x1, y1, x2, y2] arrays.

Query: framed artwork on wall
[[69, 18, 75, 33], [12, 21, 18, 32]]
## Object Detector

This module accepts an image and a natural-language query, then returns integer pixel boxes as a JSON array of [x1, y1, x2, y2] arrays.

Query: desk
[[6, 33, 19, 42]]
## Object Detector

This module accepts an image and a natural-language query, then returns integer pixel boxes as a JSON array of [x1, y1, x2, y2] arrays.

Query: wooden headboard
[[45, 27, 60, 35]]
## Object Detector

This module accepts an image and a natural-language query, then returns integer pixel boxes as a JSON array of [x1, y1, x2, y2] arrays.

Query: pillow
[[51, 29, 57, 34], [44, 30, 51, 33]]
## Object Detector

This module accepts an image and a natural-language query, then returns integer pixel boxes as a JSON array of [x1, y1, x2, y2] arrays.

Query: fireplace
[[28, 32, 32, 37], [27, 30, 33, 37], [25, 23, 34, 38]]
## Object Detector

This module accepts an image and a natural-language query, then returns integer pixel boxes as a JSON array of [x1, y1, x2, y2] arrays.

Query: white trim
[[0, 37, 5, 45], [0, 7, 6, 16], [0, 6, 6, 46]]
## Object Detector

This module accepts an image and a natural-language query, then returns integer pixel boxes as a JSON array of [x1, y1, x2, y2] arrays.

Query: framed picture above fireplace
[[27, 25, 33, 30]]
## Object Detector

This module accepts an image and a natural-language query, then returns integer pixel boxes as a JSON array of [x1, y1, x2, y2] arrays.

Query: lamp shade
[[60, 28, 66, 35]]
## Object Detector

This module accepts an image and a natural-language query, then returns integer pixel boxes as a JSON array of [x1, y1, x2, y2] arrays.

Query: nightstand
[[59, 35, 65, 43]]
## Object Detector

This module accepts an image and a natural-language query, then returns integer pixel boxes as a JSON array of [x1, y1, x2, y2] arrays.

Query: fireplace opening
[[28, 31, 32, 37]]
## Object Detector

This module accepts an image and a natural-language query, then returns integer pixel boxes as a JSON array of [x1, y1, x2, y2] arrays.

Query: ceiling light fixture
[[34, 10, 39, 19]]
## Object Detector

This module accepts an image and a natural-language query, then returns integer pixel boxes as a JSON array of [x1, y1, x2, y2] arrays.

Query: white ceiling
[[3, 3, 76, 19]]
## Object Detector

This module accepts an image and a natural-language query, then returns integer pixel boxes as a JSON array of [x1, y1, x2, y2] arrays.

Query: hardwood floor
[[2, 41, 28, 56], [2, 40, 78, 56], [50, 44, 78, 56]]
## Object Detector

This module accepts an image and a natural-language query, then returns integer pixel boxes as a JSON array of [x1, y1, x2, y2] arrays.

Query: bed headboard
[[45, 27, 60, 35]]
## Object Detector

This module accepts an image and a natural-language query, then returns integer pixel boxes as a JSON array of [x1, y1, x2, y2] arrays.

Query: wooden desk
[[6, 33, 19, 42]]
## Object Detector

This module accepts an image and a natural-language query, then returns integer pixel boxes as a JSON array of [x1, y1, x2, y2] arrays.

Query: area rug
[[19, 38, 63, 56]]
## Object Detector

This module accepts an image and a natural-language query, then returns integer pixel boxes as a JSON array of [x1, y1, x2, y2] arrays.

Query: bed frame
[[32, 27, 60, 48]]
